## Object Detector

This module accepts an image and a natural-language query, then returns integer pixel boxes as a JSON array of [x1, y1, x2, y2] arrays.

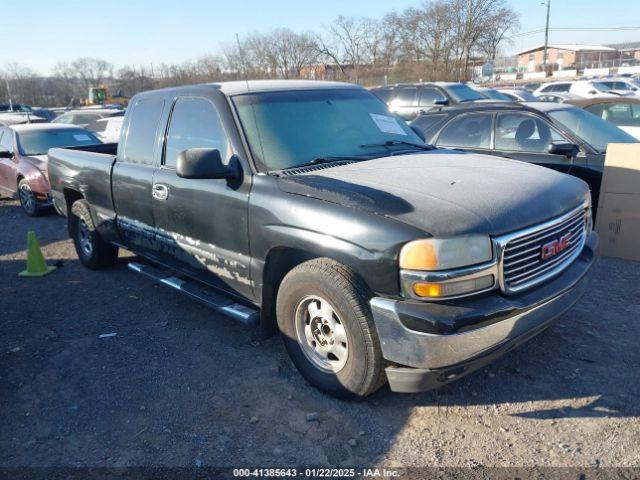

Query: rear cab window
[[122, 97, 165, 165]]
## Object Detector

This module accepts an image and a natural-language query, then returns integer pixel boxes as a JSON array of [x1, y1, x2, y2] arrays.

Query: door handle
[[152, 183, 168, 200]]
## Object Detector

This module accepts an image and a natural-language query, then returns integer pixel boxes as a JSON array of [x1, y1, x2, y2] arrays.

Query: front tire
[[18, 179, 42, 217], [276, 258, 386, 399], [69, 199, 118, 269]]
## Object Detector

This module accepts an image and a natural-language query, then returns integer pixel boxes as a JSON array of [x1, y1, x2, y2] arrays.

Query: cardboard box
[[595, 143, 640, 261]]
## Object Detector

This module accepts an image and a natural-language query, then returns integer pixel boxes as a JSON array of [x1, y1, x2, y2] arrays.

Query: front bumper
[[371, 232, 598, 393]]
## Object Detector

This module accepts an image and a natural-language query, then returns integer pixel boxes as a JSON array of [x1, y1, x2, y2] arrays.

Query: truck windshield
[[232, 89, 423, 171], [17, 129, 101, 156], [548, 107, 637, 153]]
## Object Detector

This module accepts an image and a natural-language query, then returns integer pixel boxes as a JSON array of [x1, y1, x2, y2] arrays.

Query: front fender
[[248, 176, 426, 300]]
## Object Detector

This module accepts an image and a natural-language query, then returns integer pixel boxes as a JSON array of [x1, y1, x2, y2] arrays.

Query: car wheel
[[17, 179, 41, 217], [276, 258, 386, 399], [69, 199, 119, 269]]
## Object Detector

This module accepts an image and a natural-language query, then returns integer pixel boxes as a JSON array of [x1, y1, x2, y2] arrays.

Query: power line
[[508, 26, 640, 38]]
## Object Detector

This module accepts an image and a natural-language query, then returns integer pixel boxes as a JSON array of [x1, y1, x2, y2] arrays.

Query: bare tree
[[478, 6, 519, 61], [264, 29, 319, 78], [1, 63, 42, 106], [70, 57, 113, 89], [320, 16, 371, 81]]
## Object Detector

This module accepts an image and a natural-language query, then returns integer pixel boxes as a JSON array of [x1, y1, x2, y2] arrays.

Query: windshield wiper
[[360, 140, 436, 151]]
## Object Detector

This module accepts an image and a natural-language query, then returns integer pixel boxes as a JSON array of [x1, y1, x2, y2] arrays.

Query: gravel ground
[[1, 198, 639, 471]]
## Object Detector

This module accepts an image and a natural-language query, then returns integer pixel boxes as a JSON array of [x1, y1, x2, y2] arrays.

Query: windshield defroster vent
[[275, 161, 356, 176]]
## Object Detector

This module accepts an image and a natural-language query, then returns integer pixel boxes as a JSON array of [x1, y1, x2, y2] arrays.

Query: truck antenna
[[235, 33, 266, 167]]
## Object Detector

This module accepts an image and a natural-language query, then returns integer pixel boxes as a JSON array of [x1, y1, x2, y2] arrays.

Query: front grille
[[501, 206, 587, 293]]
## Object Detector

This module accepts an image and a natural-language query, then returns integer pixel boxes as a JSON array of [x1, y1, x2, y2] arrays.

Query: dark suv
[[371, 82, 493, 120]]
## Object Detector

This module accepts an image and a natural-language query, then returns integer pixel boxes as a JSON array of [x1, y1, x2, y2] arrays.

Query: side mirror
[[548, 141, 579, 158], [176, 148, 239, 180], [0, 150, 13, 159], [410, 125, 426, 142], [433, 97, 449, 106], [588, 90, 597, 95]]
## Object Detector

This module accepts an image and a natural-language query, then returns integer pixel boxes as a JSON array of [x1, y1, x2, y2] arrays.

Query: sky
[[3, 0, 640, 74]]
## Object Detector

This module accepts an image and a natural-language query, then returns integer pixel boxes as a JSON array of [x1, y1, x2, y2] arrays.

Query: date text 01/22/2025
[[232, 467, 400, 477]]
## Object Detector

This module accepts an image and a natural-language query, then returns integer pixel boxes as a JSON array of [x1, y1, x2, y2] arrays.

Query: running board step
[[127, 262, 259, 325]]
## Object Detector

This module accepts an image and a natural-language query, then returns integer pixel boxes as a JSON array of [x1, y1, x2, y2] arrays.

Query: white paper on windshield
[[73, 134, 91, 141], [369, 113, 407, 136]]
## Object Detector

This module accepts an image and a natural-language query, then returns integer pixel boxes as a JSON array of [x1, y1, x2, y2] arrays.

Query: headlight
[[399, 236, 493, 271], [399, 236, 496, 300]]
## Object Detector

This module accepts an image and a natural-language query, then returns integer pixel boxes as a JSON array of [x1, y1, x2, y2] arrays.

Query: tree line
[[0, 0, 518, 107]]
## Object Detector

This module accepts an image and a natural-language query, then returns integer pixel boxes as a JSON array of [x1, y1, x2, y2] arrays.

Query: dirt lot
[[1, 198, 639, 471]]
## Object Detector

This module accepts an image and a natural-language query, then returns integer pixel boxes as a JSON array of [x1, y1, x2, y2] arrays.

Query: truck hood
[[278, 151, 589, 237]]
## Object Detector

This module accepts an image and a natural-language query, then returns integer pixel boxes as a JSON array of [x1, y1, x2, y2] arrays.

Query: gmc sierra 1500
[[48, 80, 598, 398]]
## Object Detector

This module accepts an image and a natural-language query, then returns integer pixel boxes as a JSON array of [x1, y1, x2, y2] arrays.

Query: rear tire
[[276, 258, 386, 399], [69, 199, 118, 269]]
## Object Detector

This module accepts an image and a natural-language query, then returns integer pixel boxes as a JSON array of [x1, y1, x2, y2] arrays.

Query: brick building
[[516, 44, 618, 72], [607, 41, 640, 63]]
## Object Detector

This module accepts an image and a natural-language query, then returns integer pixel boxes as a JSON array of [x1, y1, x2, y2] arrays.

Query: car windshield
[[232, 88, 424, 171], [17, 129, 101, 155], [443, 84, 485, 102], [548, 107, 637, 153]]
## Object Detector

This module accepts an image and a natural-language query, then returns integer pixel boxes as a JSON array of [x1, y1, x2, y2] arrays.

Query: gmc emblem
[[541, 233, 571, 260]]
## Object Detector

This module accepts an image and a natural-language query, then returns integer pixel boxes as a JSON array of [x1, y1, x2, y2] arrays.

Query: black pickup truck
[[48, 80, 598, 398]]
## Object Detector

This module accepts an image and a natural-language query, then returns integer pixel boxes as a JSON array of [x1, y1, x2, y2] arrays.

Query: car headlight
[[399, 236, 496, 300], [399, 236, 493, 271]]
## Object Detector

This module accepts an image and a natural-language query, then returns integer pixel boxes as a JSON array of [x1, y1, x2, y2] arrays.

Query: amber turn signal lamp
[[413, 282, 442, 298]]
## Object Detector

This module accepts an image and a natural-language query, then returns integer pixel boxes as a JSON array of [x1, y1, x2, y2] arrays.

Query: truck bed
[[47, 143, 118, 220]]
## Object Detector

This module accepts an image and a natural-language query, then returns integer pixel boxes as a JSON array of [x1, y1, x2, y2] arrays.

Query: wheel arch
[[259, 246, 375, 338], [260, 247, 319, 337]]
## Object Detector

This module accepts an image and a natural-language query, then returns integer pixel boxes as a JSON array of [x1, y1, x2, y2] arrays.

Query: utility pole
[[5, 77, 13, 111], [542, 0, 551, 70]]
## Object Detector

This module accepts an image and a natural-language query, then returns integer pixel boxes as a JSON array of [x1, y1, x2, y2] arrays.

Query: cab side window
[[596, 102, 640, 126], [122, 97, 165, 165], [164, 97, 231, 169], [394, 87, 418, 106], [418, 87, 444, 107], [0, 129, 13, 152], [495, 113, 567, 153], [87, 119, 108, 133], [584, 104, 605, 118], [437, 113, 492, 149]]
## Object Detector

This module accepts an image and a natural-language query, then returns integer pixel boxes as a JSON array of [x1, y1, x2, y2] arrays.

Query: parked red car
[[0, 124, 101, 216]]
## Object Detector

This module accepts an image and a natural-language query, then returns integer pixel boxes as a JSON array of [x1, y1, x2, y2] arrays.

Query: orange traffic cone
[[18, 231, 56, 277]]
